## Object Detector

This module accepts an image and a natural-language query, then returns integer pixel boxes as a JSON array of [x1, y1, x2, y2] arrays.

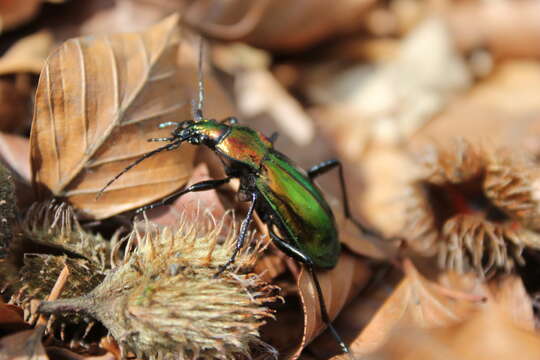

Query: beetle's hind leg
[[308, 159, 383, 239], [268, 227, 351, 355]]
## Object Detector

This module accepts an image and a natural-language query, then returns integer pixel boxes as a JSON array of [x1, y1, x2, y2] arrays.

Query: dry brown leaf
[[487, 275, 535, 332], [79, 0, 182, 35], [45, 347, 116, 360], [411, 61, 540, 151], [283, 252, 372, 359], [184, 0, 375, 51], [30, 14, 196, 219], [359, 145, 420, 237], [448, 1, 540, 59], [336, 206, 401, 261], [0, 303, 30, 335], [0, 31, 53, 75], [0, 0, 42, 31], [348, 260, 484, 357], [364, 301, 540, 360], [0, 326, 48, 360], [0, 132, 30, 182], [0, 77, 32, 132]]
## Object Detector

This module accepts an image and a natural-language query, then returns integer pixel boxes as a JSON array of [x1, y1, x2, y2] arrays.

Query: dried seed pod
[[10, 255, 104, 323], [40, 213, 280, 359], [484, 151, 540, 231], [404, 140, 540, 275], [22, 202, 115, 269], [0, 161, 17, 258]]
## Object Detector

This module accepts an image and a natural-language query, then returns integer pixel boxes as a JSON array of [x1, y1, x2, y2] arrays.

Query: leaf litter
[[1, 1, 540, 360]]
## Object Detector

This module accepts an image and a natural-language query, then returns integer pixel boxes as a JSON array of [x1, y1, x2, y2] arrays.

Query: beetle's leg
[[220, 116, 239, 125], [268, 132, 279, 145], [268, 227, 351, 355], [308, 159, 382, 239], [135, 177, 233, 214], [215, 192, 258, 277]]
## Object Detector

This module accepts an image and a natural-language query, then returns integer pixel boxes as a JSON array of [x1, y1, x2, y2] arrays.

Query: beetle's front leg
[[308, 159, 383, 239], [135, 177, 233, 214], [215, 192, 258, 277]]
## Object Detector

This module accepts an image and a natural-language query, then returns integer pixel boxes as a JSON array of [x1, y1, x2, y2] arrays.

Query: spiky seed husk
[[0, 202, 110, 338], [22, 202, 116, 269], [10, 254, 105, 321], [404, 140, 540, 274], [40, 213, 280, 360], [0, 162, 17, 258]]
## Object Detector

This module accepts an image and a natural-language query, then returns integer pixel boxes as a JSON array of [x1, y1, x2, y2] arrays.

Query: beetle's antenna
[[195, 37, 205, 122], [96, 139, 182, 199]]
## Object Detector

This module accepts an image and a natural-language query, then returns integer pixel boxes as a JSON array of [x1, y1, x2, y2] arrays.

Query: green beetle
[[99, 46, 385, 357]]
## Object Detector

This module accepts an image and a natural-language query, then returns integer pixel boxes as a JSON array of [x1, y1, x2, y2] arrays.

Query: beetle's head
[[170, 119, 228, 147]]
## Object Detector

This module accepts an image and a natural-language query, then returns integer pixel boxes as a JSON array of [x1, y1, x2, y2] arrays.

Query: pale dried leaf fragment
[[0, 326, 48, 360], [0, 31, 53, 75], [30, 14, 196, 219], [313, 17, 471, 159], [349, 261, 483, 357], [363, 302, 540, 360]]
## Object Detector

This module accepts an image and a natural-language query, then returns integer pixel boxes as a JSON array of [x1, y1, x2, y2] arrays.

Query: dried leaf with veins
[[344, 261, 485, 358], [403, 140, 540, 274], [361, 298, 540, 360], [30, 14, 196, 219]]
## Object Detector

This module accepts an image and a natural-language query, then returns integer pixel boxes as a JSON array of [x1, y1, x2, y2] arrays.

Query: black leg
[[268, 227, 351, 355], [215, 191, 258, 277], [135, 177, 232, 214], [308, 159, 382, 239], [268, 132, 279, 145]]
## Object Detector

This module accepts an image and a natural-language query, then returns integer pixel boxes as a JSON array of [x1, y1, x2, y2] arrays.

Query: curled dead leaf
[[30, 14, 196, 219], [0, 31, 53, 75], [348, 260, 484, 357], [284, 252, 372, 359], [185, 0, 375, 51], [362, 301, 540, 360]]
